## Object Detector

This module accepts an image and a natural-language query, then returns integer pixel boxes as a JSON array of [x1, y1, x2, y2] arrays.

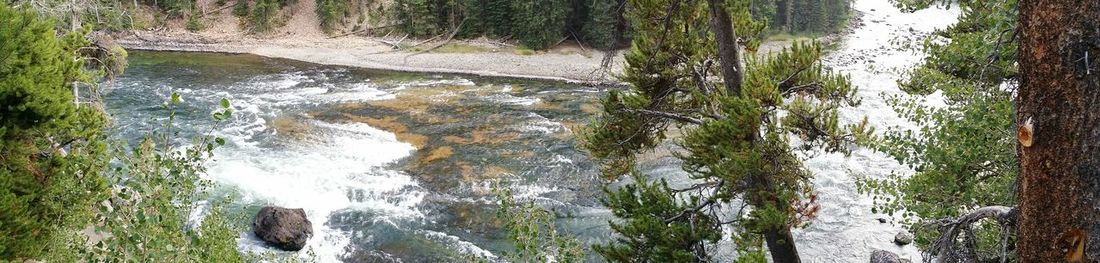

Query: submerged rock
[[253, 206, 313, 251], [870, 250, 910, 263], [894, 231, 914, 246]]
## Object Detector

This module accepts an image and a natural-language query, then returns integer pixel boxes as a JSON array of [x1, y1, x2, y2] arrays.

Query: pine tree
[[582, 0, 623, 50], [249, 0, 280, 33], [0, 4, 110, 259], [511, 0, 570, 49], [317, 0, 349, 33], [582, 0, 868, 261], [233, 0, 250, 17]]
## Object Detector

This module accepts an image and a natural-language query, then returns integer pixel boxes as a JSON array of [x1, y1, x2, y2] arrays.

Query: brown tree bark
[[1016, 0, 1100, 262], [707, 0, 744, 95]]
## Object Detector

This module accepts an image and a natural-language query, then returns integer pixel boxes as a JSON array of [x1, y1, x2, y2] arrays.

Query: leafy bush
[[46, 96, 244, 262]]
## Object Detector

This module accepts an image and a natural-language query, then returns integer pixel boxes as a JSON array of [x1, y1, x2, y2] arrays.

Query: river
[[105, 0, 958, 262]]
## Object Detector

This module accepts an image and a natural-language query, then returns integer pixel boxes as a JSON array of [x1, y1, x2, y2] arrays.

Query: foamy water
[[108, 2, 962, 260], [791, 0, 958, 261]]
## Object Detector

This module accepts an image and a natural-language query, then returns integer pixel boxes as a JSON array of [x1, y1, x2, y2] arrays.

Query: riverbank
[[116, 31, 626, 85], [114, 1, 860, 85]]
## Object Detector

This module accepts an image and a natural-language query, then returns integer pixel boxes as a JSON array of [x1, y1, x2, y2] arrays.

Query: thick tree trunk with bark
[[707, 0, 744, 94], [1016, 0, 1100, 261], [763, 226, 800, 263]]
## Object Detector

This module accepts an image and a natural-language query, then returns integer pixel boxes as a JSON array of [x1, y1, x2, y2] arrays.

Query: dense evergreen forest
[[6, 0, 850, 50], [389, 0, 852, 49]]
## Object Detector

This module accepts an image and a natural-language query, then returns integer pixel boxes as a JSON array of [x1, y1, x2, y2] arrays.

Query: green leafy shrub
[[45, 95, 244, 262]]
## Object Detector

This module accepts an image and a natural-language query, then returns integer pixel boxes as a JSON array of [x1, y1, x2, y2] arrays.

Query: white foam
[[205, 108, 422, 262]]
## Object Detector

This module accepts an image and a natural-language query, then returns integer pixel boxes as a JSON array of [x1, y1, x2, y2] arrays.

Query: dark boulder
[[894, 231, 914, 246], [253, 206, 313, 251], [870, 250, 911, 263]]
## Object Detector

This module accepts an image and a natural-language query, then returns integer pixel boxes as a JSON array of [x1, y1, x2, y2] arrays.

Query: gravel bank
[[116, 32, 625, 85]]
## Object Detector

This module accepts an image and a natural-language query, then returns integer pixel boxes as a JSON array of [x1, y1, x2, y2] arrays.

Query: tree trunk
[[706, 0, 797, 261], [776, 0, 791, 31], [1016, 0, 1100, 262], [764, 225, 801, 263], [706, 0, 743, 95]]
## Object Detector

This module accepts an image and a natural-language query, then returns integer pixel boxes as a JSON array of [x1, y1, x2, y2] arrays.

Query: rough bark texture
[[1016, 0, 1100, 262], [707, 0, 744, 94], [763, 226, 801, 263]]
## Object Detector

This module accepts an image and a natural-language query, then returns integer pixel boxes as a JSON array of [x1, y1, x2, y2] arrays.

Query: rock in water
[[870, 250, 910, 263], [253, 206, 313, 251], [894, 231, 914, 246]]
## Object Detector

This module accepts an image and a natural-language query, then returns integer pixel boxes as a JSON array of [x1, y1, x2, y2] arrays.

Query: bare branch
[[665, 180, 725, 224], [622, 108, 704, 125], [923, 206, 1016, 263]]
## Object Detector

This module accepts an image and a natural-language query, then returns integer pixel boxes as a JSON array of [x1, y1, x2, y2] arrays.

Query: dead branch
[[622, 108, 704, 125], [327, 23, 401, 39], [404, 18, 467, 61], [379, 34, 408, 49], [923, 206, 1016, 263]]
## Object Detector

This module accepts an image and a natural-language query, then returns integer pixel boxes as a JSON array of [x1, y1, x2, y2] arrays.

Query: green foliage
[[393, 0, 439, 36], [316, 0, 349, 33], [511, 0, 570, 49], [233, 0, 251, 17], [750, 0, 850, 34], [249, 0, 281, 33], [43, 95, 244, 262], [0, 5, 109, 259], [581, 0, 866, 260], [594, 175, 721, 262], [186, 14, 205, 31], [495, 184, 584, 263], [787, 0, 849, 33], [144, 0, 197, 16], [391, 0, 628, 50], [582, 0, 625, 49], [859, 0, 1019, 259], [749, 0, 777, 24]]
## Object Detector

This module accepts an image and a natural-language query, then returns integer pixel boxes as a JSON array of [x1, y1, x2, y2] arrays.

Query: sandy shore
[[116, 32, 627, 85], [113, 0, 858, 85]]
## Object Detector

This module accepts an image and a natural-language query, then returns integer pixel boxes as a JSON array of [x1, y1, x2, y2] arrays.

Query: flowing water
[[106, 1, 959, 262]]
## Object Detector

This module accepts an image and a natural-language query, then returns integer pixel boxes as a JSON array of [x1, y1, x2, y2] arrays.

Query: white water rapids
[[107, 0, 961, 261]]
